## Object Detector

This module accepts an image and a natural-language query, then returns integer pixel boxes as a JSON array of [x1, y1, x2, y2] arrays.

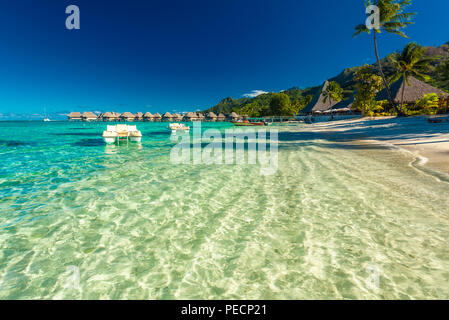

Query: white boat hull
[[104, 137, 116, 144], [130, 137, 141, 142]]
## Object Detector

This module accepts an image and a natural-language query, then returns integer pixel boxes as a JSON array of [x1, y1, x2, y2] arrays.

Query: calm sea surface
[[0, 121, 448, 299]]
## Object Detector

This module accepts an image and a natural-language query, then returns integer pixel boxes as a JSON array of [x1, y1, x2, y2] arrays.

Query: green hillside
[[204, 41, 449, 115]]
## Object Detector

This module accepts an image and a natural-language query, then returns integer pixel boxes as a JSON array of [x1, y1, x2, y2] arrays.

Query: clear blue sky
[[0, 0, 448, 118]]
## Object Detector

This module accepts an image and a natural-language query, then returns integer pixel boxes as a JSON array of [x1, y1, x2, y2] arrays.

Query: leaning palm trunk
[[373, 32, 402, 115]]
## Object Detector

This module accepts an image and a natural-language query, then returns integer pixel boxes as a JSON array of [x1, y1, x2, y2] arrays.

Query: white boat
[[43, 118, 51, 122], [169, 123, 190, 133], [102, 124, 142, 144]]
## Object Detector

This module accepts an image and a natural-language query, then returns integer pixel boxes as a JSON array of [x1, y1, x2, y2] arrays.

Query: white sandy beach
[[301, 116, 449, 174]]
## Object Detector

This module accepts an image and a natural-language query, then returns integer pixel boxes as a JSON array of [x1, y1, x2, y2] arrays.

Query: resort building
[[227, 112, 241, 121], [184, 112, 198, 122], [376, 76, 449, 104], [162, 112, 173, 122], [153, 113, 162, 121], [102, 112, 120, 121], [197, 113, 205, 121], [143, 112, 154, 121], [120, 112, 135, 122], [302, 80, 339, 114], [81, 112, 98, 122], [134, 112, 143, 121], [67, 112, 82, 121], [206, 112, 217, 121], [172, 113, 183, 121], [217, 113, 226, 121]]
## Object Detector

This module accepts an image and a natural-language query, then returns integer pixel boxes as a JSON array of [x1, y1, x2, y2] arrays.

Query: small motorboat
[[169, 123, 190, 133], [102, 124, 142, 144]]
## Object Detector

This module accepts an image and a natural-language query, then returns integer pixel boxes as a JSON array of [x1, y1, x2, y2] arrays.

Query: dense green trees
[[322, 81, 343, 109], [388, 42, 432, 109], [354, 0, 416, 115], [353, 65, 384, 115], [269, 93, 294, 116]]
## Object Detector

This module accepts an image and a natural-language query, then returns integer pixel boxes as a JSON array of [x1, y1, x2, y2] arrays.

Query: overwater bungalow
[[153, 113, 162, 121], [102, 112, 120, 122], [172, 113, 183, 121], [228, 112, 241, 121], [206, 112, 217, 122], [162, 112, 173, 122], [302, 80, 339, 114], [376, 76, 449, 104], [120, 112, 135, 122], [67, 112, 82, 121], [134, 112, 143, 121], [143, 112, 154, 121], [197, 113, 205, 121], [184, 112, 198, 122], [82, 112, 98, 122], [217, 113, 226, 121]]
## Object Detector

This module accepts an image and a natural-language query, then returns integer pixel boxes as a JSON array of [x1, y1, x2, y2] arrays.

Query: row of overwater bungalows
[[67, 111, 243, 122]]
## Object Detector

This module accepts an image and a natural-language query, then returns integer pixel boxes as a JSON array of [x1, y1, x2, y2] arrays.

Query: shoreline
[[298, 116, 449, 175]]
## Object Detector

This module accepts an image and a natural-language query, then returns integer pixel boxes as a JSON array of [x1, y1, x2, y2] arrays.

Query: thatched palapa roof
[[82, 112, 97, 119], [153, 113, 162, 118], [302, 80, 339, 113], [163, 112, 173, 119], [376, 76, 449, 104], [143, 112, 154, 118], [67, 112, 82, 119], [184, 112, 198, 119], [217, 113, 226, 119]]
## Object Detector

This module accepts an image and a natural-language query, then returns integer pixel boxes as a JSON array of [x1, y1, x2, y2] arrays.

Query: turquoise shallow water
[[1, 121, 449, 299]]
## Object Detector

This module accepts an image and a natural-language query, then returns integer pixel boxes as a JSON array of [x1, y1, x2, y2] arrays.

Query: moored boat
[[169, 123, 190, 133], [102, 124, 142, 144]]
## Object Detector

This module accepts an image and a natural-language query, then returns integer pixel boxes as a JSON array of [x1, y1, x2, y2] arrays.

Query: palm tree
[[322, 81, 343, 110], [354, 0, 415, 115], [388, 42, 432, 110]]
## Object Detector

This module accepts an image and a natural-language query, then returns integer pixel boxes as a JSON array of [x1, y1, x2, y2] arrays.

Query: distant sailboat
[[43, 107, 51, 122]]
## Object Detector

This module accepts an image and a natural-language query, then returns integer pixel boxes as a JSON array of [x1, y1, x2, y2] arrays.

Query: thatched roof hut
[[376, 76, 449, 104], [81, 112, 98, 121], [302, 80, 339, 113], [134, 112, 143, 121], [120, 112, 135, 121], [153, 113, 162, 121], [184, 112, 198, 121], [102, 112, 120, 121], [162, 112, 173, 121], [217, 113, 226, 121], [172, 113, 183, 121], [228, 112, 241, 120], [143, 112, 154, 121], [206, 112, 217, 121], [67, 112, 82, 121], [332, 94, 355, 111]]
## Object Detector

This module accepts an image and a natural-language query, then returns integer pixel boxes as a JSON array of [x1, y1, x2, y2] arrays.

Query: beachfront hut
[[302, 80, 339, 114], [162, 112, 173, 122], [67, 112, 82, 121], [134, 112, 143, 121], [217, 113, 226, 121], [206, 112, 217, 121], [153, 113, 162, 121], [227, 112, 241, 121], [120, 112, 135, 122], [376, 76, 449, 104], [143, 112, 154, 121], [184, 112, 198, 121], [197, 113, 205, 121], [332, 95, 355, 113], [81, 112, 98, 122], [172, 113, 183, 121]]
